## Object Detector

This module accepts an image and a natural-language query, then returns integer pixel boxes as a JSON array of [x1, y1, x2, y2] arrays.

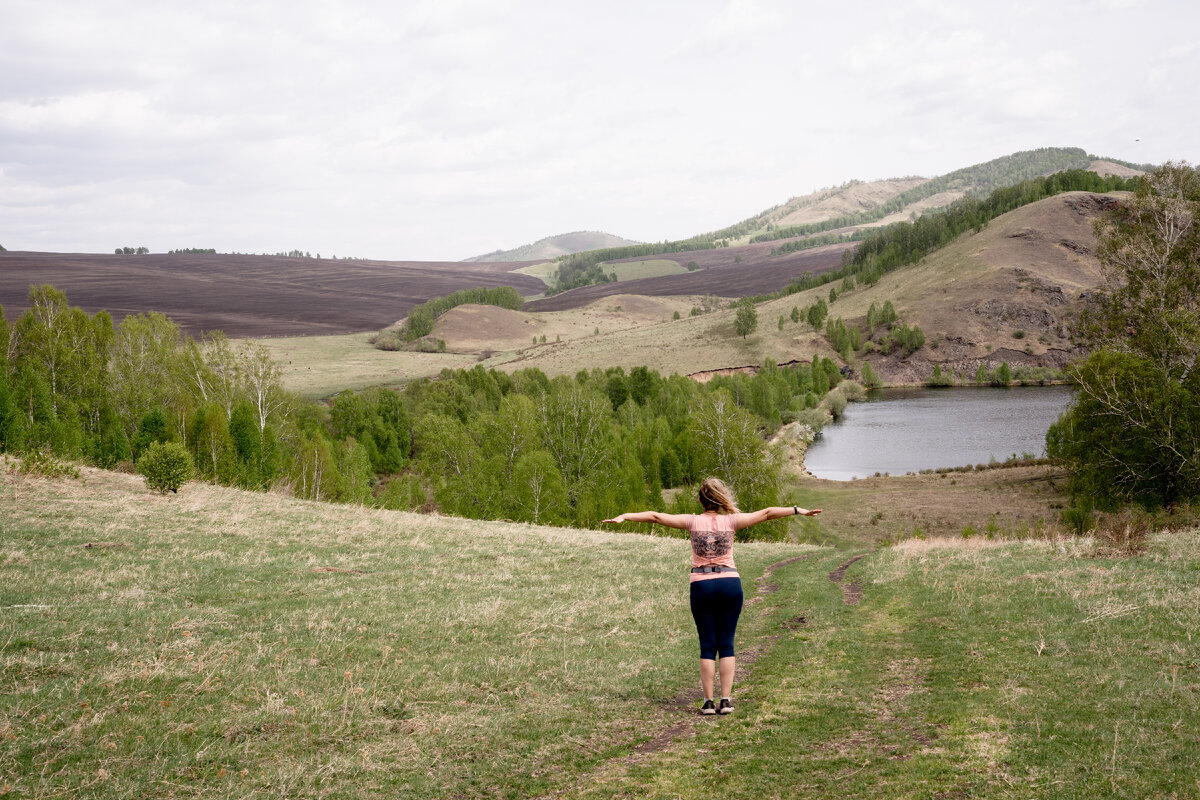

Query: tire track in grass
[[828, 553, 868, 605], [823, 552, 943, 764]]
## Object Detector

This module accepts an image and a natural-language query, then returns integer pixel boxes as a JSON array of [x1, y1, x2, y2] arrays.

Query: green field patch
[[512, 261, 559, 288], [606, 259, 688, 282]]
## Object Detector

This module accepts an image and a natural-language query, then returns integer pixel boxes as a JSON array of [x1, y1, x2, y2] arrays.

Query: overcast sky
[[3, 0, 1198, 261]]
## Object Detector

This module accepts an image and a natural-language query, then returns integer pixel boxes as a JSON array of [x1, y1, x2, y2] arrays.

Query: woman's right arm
[[602, 511, 692, 530]]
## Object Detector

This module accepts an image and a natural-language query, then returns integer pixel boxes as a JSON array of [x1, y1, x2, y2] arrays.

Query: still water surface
[[804, 385, 1073, 481]]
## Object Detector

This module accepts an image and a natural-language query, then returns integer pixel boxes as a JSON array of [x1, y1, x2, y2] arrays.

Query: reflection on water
[[803, 385, 1073, 481]]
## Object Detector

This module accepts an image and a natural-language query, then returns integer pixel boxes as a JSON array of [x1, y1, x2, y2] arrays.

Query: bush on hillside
[[836, 380, 866, 402], [788, 407, 830, 433], [17, 449, 80, 479], [825, 390, 848, 420], [138, 441, 195, 494]]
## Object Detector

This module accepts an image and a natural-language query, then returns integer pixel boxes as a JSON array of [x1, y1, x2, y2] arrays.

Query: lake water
[[803, 385, 1074, 481]]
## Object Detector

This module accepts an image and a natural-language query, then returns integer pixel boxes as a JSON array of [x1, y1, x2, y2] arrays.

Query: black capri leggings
[[689, 577, 744, 660]]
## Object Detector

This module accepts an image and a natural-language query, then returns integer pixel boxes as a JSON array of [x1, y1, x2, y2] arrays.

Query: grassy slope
[[4, 466, 1198, 798], [819, 191, 1111, 349], [789, 466, 1070, 548], [0, 465, 813, 799], [607, 260, 688, 282]]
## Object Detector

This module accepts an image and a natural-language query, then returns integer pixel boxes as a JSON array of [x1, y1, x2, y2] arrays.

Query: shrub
[[825, 390, 848, 419], [860, 361, 881, 389], [837, 380, 866, 402], [17, 449, 80, 480], [1060, 505, 1094, 535], [793, 407, 830, 433], [368, 330, 403, 351], [1091, 508, 1154, 554], [138, 441, 195, 494], [926, 364, 953, 387]]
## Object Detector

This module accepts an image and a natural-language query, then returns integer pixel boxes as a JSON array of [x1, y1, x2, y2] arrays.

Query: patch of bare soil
[[828, 554, 867, 606]]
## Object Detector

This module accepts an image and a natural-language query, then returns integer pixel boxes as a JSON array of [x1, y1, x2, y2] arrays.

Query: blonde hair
[[698, 477, 739, 514]]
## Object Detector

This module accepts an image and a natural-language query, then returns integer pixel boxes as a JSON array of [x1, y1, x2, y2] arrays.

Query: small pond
[[803, 385, 1073, 481]]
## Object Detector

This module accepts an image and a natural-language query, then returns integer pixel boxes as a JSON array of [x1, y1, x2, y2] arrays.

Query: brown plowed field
[[0, 252, 546, 337], [526, 241, 852, 312]]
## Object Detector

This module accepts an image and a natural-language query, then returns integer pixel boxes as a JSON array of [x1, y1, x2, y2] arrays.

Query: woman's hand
[[601, 515, 625, 524], [800, 508, 823, 516]]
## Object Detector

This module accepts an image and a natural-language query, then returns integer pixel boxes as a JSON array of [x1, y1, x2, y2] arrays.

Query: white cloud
[[1, 0, 1199, 258]]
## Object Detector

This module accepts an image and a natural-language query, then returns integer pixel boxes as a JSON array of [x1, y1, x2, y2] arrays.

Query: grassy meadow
[[253, 333, 480, 398], [4, 461, 1200, 798]]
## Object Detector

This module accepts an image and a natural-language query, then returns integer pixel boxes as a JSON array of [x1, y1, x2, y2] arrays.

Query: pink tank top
[[688, 513, 748, 582]]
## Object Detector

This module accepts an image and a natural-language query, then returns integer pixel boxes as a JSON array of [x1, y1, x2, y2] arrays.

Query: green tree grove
[[1048, 163, 1200, 509]]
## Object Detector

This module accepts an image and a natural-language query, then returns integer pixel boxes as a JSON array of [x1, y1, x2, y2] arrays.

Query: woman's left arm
[[734, 506, 822, 529]]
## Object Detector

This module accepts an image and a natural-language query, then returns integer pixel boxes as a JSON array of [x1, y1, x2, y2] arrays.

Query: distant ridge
[[464, 231, 640, 262]]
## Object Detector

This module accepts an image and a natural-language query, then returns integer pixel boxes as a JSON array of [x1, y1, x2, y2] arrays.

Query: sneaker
[[718, 698, 734, 715], [700, 699, 717, 715]]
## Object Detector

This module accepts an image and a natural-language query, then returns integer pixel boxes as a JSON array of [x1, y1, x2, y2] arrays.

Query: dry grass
[[252, 332, 478, 397], [792, 464, 1069, 547]]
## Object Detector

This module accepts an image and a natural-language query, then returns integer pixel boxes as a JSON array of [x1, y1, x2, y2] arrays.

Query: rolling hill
[[436, 190, 1123, 383], [535, 147, 1146, 303], [526, 242, 852, 312], [254, 184, 1131, 396], [463, 230, 641, 262]]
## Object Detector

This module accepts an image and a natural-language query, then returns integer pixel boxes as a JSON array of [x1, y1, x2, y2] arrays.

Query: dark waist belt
[[691, 566, 738, 574]]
